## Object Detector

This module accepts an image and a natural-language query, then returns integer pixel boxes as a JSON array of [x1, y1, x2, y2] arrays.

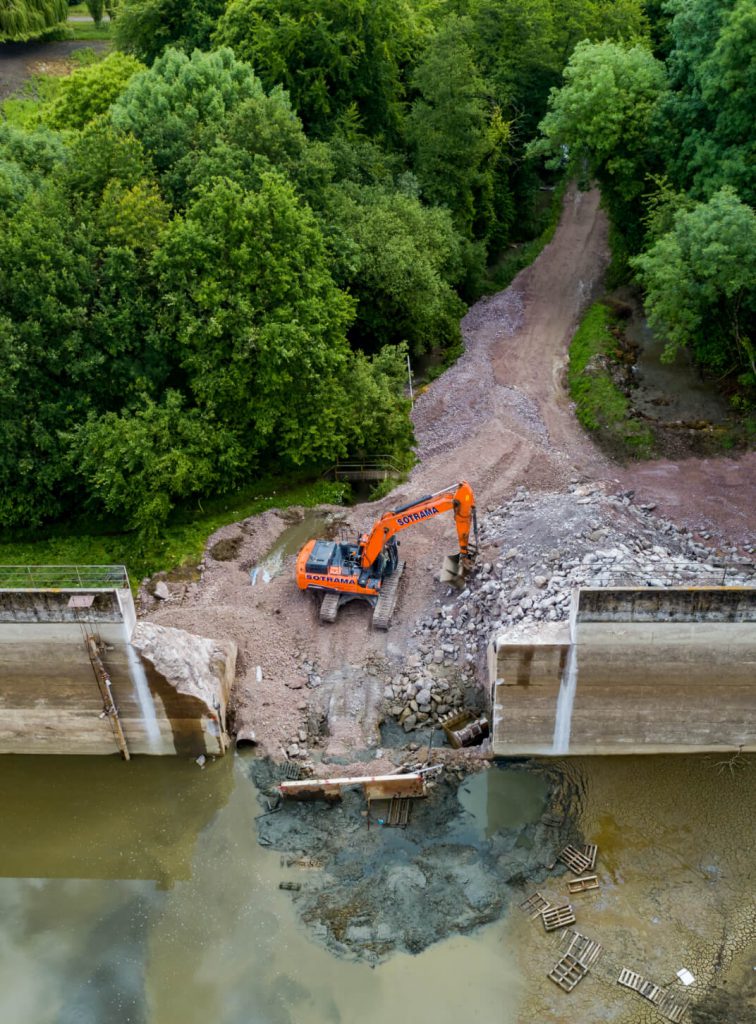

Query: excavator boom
[[359, 481, 477, 570]]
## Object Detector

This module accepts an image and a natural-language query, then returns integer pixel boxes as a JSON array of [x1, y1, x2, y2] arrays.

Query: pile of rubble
[[383, 654, 470, 732], [386, 483, 756, 730]]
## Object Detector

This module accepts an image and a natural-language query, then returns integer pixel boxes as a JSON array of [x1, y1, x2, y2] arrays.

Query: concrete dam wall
[[490, 587, 756, 757], [0, 568, 236, 757]]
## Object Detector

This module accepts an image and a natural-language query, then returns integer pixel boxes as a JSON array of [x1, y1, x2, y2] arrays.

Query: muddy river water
[[0, 753, 753, 1024]]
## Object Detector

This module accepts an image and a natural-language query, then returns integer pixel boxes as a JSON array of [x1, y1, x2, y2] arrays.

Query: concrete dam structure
[[490, 587, 756, 757], [0, 566, 236, 758]]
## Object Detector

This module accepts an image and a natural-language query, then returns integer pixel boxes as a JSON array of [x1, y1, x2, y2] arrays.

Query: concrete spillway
[[0, 567, 236, 757], [490, 587, 756, 756]]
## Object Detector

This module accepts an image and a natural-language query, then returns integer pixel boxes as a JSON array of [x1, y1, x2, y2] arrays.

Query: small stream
[[249, 511, 334, 585], [624, 300, 731, 426]]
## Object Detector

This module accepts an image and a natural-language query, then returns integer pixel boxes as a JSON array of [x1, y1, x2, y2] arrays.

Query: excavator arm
[[359, 481, 478, 571]]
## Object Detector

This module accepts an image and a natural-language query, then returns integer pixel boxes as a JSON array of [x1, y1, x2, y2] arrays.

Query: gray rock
[[154, 581, 170, 600]]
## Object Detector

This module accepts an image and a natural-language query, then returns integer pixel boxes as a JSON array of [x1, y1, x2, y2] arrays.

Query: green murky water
[[457, 765, 549, 837], [0, 755, 525, 1024], [1, 754, 753, 1024]]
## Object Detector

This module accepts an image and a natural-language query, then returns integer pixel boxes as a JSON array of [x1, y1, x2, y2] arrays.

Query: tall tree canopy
[[214, 0, 428, 138], [114, 0, 227, 64], [0, 0, 68, 42]]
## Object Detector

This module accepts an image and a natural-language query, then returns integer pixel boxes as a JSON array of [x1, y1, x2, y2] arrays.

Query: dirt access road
[[148, 185, 755, 761]]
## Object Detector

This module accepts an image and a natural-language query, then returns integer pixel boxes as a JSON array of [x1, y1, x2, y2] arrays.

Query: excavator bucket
[[441, 552, 469, 587]]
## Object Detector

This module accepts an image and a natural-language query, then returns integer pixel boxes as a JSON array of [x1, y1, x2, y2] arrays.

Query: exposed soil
[[0, 40, 110, 101], [144, 184, 754, 769]]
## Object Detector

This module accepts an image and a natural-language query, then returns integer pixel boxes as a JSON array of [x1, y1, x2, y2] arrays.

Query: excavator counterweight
[[295, 481, 478, 628]]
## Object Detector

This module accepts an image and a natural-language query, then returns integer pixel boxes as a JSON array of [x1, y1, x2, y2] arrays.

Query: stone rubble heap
[[384, 654, 469, 733], [387, 482, 755, 731]]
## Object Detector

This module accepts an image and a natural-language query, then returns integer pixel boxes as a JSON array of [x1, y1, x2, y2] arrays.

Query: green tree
[[114, 0, 227, 64], [0, 0, 68, 41], [529, 39, 666, 255], [215, 0, 428, 137], [67, 392, 245, 538], [632, 187, 756, 381], [0, 183, 97, 527], [659, 0, 755, 204], [323, 183, 468, 356], [406, 17, 509, 242], [85, 0, 104, 26], [44, 53, 145, 130], [110, 47, 267, 203], [150, 173, 357, 464]]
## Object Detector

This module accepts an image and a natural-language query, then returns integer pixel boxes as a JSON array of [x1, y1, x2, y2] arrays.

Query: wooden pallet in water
[[519, 891, 551, 919], [639, 980, 662, 1003], [568, 874, 600, 894], [657, 991, 689, 1023], [618, 968, 643, 992], [582, 843, 598, 870], [565, 932, 603, 969], [618, 969, 662, 1005], [386, 796, 411, 827], [557, 845, 592, 875], [542, 904, 576, 931]]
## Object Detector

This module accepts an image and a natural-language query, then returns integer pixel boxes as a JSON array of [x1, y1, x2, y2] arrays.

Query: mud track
[[146, 185, 755, 760]]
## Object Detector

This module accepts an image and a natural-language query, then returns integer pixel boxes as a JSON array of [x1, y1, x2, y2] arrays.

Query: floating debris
[[278, 881, 301, 891]]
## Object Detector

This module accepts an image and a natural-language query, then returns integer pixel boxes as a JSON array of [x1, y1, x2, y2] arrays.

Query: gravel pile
[[383, 483, 756, 729], [411, 285, 526, 462]]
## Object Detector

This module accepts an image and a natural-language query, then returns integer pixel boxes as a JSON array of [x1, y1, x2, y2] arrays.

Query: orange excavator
[[295, 481, 478, 629]]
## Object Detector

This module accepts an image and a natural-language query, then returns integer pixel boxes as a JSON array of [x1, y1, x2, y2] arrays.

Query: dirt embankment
[[145, 184, 755, 764]]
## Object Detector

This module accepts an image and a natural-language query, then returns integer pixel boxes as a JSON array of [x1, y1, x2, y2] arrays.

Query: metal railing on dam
[[0, 567, 234, 758], [0, 564, 129, 590]]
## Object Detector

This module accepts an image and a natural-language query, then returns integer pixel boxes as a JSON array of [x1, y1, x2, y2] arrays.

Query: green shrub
[[568, 302, 654, 458]]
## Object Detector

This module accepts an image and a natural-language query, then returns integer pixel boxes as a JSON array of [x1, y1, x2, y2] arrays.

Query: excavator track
[[319, 592, 341, 623], [372, 562, 405, 630]]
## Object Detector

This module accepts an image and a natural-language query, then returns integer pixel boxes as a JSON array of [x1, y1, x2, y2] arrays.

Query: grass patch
[[568, 302, 654, 459], [0, 476, 349, 589], [66, 19, 111, 41], [483, 178, 568, 294]]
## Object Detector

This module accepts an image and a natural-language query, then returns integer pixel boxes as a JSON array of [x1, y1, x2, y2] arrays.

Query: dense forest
[[0, 0, 753, 541]]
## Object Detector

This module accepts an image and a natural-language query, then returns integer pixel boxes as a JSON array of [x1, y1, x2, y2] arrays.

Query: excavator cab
[[296, 481, 478, 628]]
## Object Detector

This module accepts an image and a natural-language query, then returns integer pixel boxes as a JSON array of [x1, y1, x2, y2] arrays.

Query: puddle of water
[[626, 306, 731, 424], [0, 754, 524, 1024], [457, 765, 549, 837], [250, 512, 333, 584]]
